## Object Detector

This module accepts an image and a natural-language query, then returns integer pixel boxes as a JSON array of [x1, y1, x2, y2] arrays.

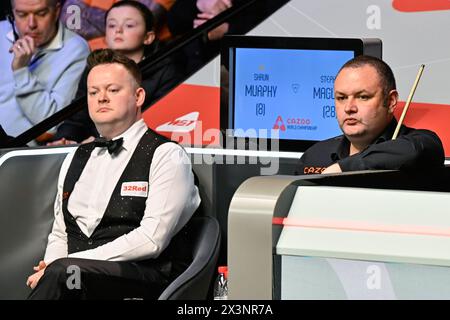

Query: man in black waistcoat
[[295, 55, 444, 175], [26, 49, 200, 299]]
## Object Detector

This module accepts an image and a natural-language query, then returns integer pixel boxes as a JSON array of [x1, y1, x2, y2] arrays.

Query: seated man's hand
[[26, 260, 47, 289], [9, 36, 37, 71], [194, 12, 230, 40], [197, 0, 232, 15], [321, 163, 342, 174], [47, 138, 78, 146], [47, 136, 94, 146], [81, 136, 95, 144]]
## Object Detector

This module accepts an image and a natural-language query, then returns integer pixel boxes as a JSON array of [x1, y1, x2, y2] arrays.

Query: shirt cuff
[[44, 254, 66, 266], [13, 67, 31, 90]]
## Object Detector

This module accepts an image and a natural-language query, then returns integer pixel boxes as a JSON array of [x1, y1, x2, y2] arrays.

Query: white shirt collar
[[94, 119, 148, 156], [6, 29, 15, 43], [113, 118, 148, 151], [42, 22, 64, 51]]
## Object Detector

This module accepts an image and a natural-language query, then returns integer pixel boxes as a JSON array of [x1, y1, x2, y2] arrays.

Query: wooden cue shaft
[[392, 64, 425, 140]]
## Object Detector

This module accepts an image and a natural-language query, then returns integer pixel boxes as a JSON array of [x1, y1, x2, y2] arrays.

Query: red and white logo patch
[[156, 111, 199, 133], [121, 181, 148, 197]]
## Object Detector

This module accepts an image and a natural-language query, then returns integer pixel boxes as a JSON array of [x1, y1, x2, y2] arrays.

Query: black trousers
[[27, 257, 170, 300]]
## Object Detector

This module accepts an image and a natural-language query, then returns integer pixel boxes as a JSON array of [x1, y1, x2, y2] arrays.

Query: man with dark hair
[[0, 0, 89, 139], [26, 49, 200, 299], [296, 55, 444, 175], [86, 46, 143, 86]]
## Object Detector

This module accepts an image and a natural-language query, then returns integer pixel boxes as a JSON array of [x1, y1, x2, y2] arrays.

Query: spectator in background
[[196, 0, 231, 15], [60, 0, 176, 49], [194, 0, 232, 41], [166, 0, 233, 76], [167, 0, 260, 75], [168, 0, 233, 45], [50, 0, 180, 145], [0, 0, 89, 140]]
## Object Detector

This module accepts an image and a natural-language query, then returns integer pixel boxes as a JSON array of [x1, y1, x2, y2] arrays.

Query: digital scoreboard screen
[[233, 47, 353, 141], [221, 36, 380, 151]]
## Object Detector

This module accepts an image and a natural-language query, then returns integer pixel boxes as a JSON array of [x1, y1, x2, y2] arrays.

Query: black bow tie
[[94, 137, 124, 155]]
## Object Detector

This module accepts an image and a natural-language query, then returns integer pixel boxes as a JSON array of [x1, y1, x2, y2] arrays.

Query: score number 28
[[322, 105, 336, 118]]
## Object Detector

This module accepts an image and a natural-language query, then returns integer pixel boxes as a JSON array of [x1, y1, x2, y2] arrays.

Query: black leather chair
[[0, 150, 66, 300], [158, 215, 221, 300]]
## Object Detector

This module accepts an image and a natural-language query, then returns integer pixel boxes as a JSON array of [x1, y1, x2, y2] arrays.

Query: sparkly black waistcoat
[[62, 129, 167, 254]]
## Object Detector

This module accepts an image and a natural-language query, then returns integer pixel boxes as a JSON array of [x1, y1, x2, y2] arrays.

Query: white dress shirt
[[44, 119, 200, 264]]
